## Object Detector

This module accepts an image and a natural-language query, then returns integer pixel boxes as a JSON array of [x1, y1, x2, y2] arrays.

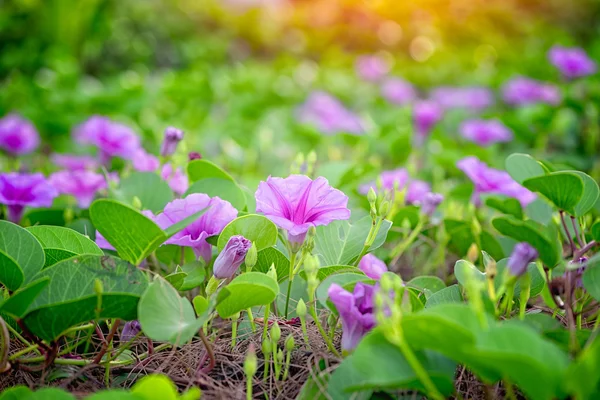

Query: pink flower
[[381, 78, 417, 106], [405, 180, 431, 205], [459, 119, 513, 147], [213, 235, 252, 279], [413, 101, 443, 144], [502, 77, 561, 106], [548, 46, 596, 79], [74, 116, 140, 161], [161, 164, 189, 196], [359, 168, 409, 195], [255, 175, 351, 244], [358, 254, 387, 280], [0, 114, 40, 155], [49, 170, 107, 208], [356, 55, 390, 82], [0, 173, 58, 223], [297, 91, 365, 135], [429, 87, 494, 111], [51, 154, 99, 170], [132, 149, 160, 172], [154, 194, 238, 263], [161, 127, 184, 157]]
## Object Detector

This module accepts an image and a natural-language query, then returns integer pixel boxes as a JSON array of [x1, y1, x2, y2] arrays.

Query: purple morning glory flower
[[421, 192, 444, 216], [188, 152, 202, 161], [255, 175, 351, 244], [507, 243, 538, 276], [154, 194, 238, 263], [0, 173, 58, 223], [413, 101, 443, 144], [430, 87, 494, 111], [358, 254, 387, 280], [328, 282, 377, 351], [132, 149, 160, 172], [297, 91, 365, 135], [51, 154, 99, 171], [213, 235, 252, 279], [457, 156, 536, 207], [381, 78, 417, 106], [459, 119, 513, 147], [49, 170, 107, 208], [0, 113, 40, 155], [161, 164, 189, 196], [121, 320, 142, 343], [161, 127, 184, 157], [356, 55, 390, 82], [74, 116, 140, 162], [548, 46, 596, 79], [359, 168, 409, 195], [502, 77, 561, 106], [405, 180, 431, 205]]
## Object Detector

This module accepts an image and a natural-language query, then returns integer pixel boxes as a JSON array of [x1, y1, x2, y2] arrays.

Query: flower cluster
[[297, 91, 364, 135]]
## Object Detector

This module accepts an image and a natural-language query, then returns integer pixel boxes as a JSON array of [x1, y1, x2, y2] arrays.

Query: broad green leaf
[[179, 261, 206, 291], [523, 172, 584, 214], [66, 218, 96, 240], [314, 216, 392, 266], [572, 171, 600, 217], [131, 374, 178, 400], [564, 334, 600, 399], [505, 153, 545, 184], [0, 220, 45, 289], [21, 388, 75, 399], [0, 386, 33, 400], [138, 278, 206, 345], [217, 214, 278, 251], [27, 226, 103, 267], [425, 284, 462, 308], [583, 264, 600, 301], [90, 199, 167, 265], [480, 230, 505, 260], [407, 276, 446, 293], [216, 272, 279, 318], [454, 260, 486, 287], [187, 159, 234, 182], [193, 296, 209, 316], [165, 271, 187, 290], [24, 255, 148, 342], [185, 178, 246, 210], [485, 197, 523, 219], [492, 216, 561, 267], [117, 172, 173, 213], [593, 221, 600, 242], [253, 247, 290, 282], [23, 208, 66, 226], [525, 198, 554, 225], [444, 219, 474, 256], [0, 278, 50, 318]]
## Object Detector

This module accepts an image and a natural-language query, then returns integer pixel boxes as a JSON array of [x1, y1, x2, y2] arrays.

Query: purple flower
[[297, 91, 364, 135], [358, 254, 387, 280], [328, 282, 376, 351], [121, 320, 142, 343], [213, 235, 252, 279], [429, 87, 494, 111], [406, 180, 431, 205], [161, 164, 189, 196], [502, 77, 561, 106], [459, 119, 513, 147], [421, 192, 444, 216], [49, 170, 107, 208], [154, 194, 238, 263], [188, 152, 202, 161], [507, 243, 538, 276], [457, 156, 536, 207], [51, 154, 99, 170], [0, 114, 40, 155], [255, 175, 351, 244], [161, 127, 184, 157], [132, 149, 160, 172], [413, 101, 443, 144], [381, 78, 417, 106], [359, 168, 409, 195], [74, 116, 140, 161], [548, 46, 596, 79], [356, 55, 390, 82], [0, 173, 58, 223]]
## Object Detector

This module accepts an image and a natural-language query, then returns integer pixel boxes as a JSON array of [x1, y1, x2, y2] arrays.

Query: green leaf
[[21, 388, 75, 400], [485, 197, 523, 219], [572, 171, 600, 217], [425, 285, 462, 308], [407, 276, 446, 293], [314, 216, 392, 266], [138, 278, 206, 345], [492, 216, 561, 267], [23, 208, 66, 227], [480, 230, 505, 260], [216, 272, 279, 318], [131, 374, 178, 400], [300, 265, 364, 282], [454, 260, 486, 287], [0, 386, 33, 400], [90, 199, 167, 265], [564, 334, 600, 399], [593, 221, 600, 242], [253, 247, 290, 282], [0, 278, 50, 318], [0, 221, 45, 289], [523, 172, 584, 214], [525, 197, 554, 225], [192, 296, 209, 316], [583, 264, 600, 301], [117, 172, 173, 213], [26, 226, 103, 267], [179, 261, 206, 291], [187, 159, 234, 182], [85, 390, 142, 400], [185, 178, 246, 210], [217, 214, 278, 251], [505, 153, 545, 184], [165, 271, 187, 290], [444, 219, 475, 256], [23, 255, 148, 342]]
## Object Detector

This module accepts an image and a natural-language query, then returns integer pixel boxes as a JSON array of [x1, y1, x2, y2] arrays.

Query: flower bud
[[188, 151, 202, 161], [507, 243, 538, 277], [132, 196, 143, 210], [245, 242, 258, 270], [296, 299, 307, 318], [378, 200, 390, 217], [160, 126, 184, 157], [420, 192, 443, 217], [121, 320, 141, 343], [262, 338, 272, 355], [244, 343, 257, 377], [304, 255, 319, 277], [359, 254, 388, 280], [367, 187, 377, 205], [213, 235, 252, 279], [277, 348, 284, 362], [270, 321, 281, 343], [267, 263, 278, 281], [284, 334, 295, 351], [206, 276, 221, 295], [94, 279, 104, 295], [466, 243, 479, 263]]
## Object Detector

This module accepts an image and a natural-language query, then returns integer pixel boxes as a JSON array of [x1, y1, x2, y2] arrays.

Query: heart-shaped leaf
[[216, 272, 279, 318], [425, 285, 463, 308], [185, 178, 246, 210], [505, 153, 545, 184], [0, 221, 45, 290], [523, 172, 584, 214], [187, 159, 234, 182], [571, 171, 599, 217], [485, 197, 523, 219], [24, 255, 148, 341], [116, 172, 173, 213], [217, 214, 278, 251], [407, 276, 446, 293], [454, 260, 486, 287], [0, 277, 50, 318], [26, 226, 103, 268], [253, 247, 290, 282], [90, 199, 168, 265]]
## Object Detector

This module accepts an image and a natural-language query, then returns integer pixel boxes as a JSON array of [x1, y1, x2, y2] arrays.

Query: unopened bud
[[284, 334, 295, 351], [296, 299, 307, 318], [94, 279, 104, 295], [267, 263, 278, 282], [277, 349, 284, 362], [132, 196, 143, 210], [188, 152, 202, 161], [270, 322, 281, 343], [244, 343, 257, 376], [206, 276, 222, 296], [466, 243, 479, 263], [262, 338, 272, 355], [161, 126, 184, 157], [245, 242, 258, 270], [367, 187, 377, 205], [378, 200, 390, 217], [482, 251, 497, 278]]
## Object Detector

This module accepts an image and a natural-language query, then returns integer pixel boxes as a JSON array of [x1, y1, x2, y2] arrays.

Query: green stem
[[284, 251, 297, 318], [282, 350, 292, 381], [262, 303, 271, 341], [231, 316, 239, 349], [300, 315, 310, 349], [309, 303, 341, 358], [504, 285, 515, 318], [6, 324, 41, 356], [263, 353, 270, 381], [247, 308, 256, 332], [9, 344, 39, 361], [353, 217, 382, 267], [246, 373, 253, 400], [390, 218, 424, 263]]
